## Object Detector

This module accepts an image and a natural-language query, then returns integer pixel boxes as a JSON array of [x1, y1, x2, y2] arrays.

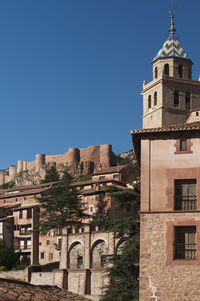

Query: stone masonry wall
[[0, 144, 117, 186], [140, 212, 200, 301]]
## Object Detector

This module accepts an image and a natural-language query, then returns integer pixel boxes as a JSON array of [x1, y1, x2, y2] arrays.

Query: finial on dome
[[169, 0, 176, 35]]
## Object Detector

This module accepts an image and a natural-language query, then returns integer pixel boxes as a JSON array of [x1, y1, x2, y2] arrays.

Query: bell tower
[[142, 7, 200, 129]]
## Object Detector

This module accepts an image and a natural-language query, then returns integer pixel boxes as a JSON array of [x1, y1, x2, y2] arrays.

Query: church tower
[[142, 9, 200, 129]]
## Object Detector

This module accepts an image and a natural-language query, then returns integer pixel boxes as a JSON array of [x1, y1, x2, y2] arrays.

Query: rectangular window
[[19, 211, 23, 219], [27, 208, 32, 219], [20, 240, 24, 250], [99, 176, 105, 180], [180, 139, 187, 151], [57, 238, 62, 250], [27, 240, 31, 249], [185, 92, 190, 110], [174, 90, 179, 107], [49, 253, 53, 260], [113, 174, 120, 179], [41, 252, 44, 259], [46, 240, 50, 245], [174, 226, 196, 260], [174, 179, 197, 211]]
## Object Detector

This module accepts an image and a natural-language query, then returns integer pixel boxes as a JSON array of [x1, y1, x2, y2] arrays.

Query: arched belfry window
[[185, 92, 190, 110], [164, 64, 169, 76], [154, 92, 157, 106], [148, 95, 151, 109], [174, 90, 179, 107], [155, 67, 158, 79], [178, 65, 183, 78]]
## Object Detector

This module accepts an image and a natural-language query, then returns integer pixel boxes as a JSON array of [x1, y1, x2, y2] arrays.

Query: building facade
[[132, 10, 200, 301]]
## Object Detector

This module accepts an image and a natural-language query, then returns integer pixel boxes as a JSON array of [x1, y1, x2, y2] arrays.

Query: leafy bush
[[0, 266, 7, 272], [0, 240, 18, 270]]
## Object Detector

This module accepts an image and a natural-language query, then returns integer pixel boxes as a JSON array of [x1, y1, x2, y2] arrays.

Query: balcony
[[174, 196, 197, 211], [174, 243, 196, 260], [20, 229, 31, 236]]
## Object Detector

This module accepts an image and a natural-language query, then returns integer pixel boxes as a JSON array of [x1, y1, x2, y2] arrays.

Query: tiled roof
[[0, 187, 51, 199], [92, 165, 128, 175], [153, 34, 190, 61], [131, 121, 200, 135]]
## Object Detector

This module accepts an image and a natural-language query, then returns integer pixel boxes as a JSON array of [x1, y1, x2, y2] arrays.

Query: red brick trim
[[166, 219, 200, 266], [174, 139, 193, 154], [166, 168, 200, 210]]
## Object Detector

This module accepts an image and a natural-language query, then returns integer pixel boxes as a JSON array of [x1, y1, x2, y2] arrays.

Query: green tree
[[41, 165, 60, 183], [0, 240, 18, 270], [96, 189, 139, 301], [37, 168, 86, 233]]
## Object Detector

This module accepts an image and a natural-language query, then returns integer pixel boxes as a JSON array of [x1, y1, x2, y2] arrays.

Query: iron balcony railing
[[174, 243, 196, 260], [174, 196, 197, 211]]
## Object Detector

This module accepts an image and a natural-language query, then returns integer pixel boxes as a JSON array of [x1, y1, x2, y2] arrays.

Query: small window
[[27, 240, 31, 249], [113, 174, 119, 179], [19, 211, 23, 219], [174, 90, 179, 107], [41, 252, 44, 259], [67, 228, 72, 234], [89, 205, 94, 213], [81, 227, 84, 233], [188, 67, 192, 79], [164, 64, 169, 76], [154, 91, 157, 106], [24, 197, 26, 201], [155, 66, 158, 79], [49, 253, 53, 260], [196, 112, 199, 117], [46, 240, 50, 245], [185, 92, 190, 110], [174, 226, 196, 260], [57, 238, 62, 250], [15, 198, 18, 202], [180, 139, 187, 151], [148, 95, 151, 109], [99, 176, 105, 180], [178, 64, 183, 78], [101, 255, 107, 267], [27, 208, 32, 219]]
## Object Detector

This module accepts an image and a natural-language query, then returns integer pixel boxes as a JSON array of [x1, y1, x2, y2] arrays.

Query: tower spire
[[169, 0, 176, 35]]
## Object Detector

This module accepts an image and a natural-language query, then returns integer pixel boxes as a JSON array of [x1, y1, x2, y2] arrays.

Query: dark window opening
[[46, 240, 50, 245], [188, 67, 192, 79], [185, 92, 190, 110], [113, 174, 120, 179], [101, 255, 107, 268], [77, 256, 83, 269], [174, 90, 179, 107], [155, 67, 158, 79], [41, 252, 44, 259], [196, 112, 199, 116], [174, 226, 196, 260], [174, 179, 197, 211], [178, 64, 183, 78], [154, 91, 157, 106], [27, 208, 32, 219], [164, 64, 169, 76], [57, 238, 62, 250], [19, 211, 23, 219], [148, 95, 151, 109]]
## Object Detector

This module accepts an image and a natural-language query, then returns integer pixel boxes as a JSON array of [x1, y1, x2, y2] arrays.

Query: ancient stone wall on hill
[[0, 144, 117, 186]]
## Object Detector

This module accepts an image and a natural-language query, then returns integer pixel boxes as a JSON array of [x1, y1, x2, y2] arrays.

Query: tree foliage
[[96, 189, 140, 301], [37, 168, 86, 233], [41, 165, 60, 183], [0, 240, 18, 270]]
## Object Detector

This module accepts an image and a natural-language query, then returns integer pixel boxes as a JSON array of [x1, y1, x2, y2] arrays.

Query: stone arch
[[68, 241, 84, 269], [90, 239, 108, 268], [115, 239, 126, 255]]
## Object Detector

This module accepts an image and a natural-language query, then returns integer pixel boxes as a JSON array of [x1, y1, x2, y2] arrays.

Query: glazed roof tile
[[153, 34, 190, 61]]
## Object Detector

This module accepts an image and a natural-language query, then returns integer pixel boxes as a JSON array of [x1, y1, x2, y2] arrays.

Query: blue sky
[[0, 0, 199, 169]]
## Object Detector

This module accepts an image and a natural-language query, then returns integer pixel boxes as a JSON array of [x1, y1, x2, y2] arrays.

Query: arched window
[[185, 92, 190, 110], [188, 67, 192, 79], [178, 65, 183, 78], [148, 95, 151, 109], [164, 64, 169, 76], [155, 67, 158, 79], [154, 92, 157, 106], [174, 90, 179, 107]]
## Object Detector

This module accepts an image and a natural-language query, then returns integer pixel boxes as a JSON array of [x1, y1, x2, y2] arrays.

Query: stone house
[[131, 9, 200, 301]]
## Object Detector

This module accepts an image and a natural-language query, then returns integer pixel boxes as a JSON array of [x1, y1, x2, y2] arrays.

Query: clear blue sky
[[0, 0, 199, 169]]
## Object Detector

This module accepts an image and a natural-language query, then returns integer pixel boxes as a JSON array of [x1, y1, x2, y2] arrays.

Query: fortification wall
[[1, 144, 117, 186]]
